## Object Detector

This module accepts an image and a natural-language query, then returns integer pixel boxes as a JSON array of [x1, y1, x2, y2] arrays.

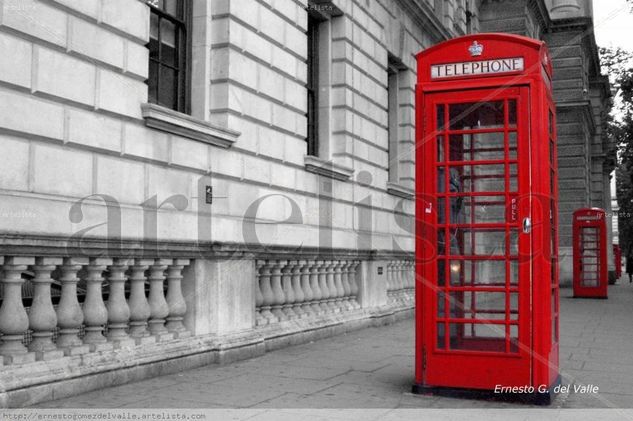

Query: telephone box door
[[421, 87, 532, 389]]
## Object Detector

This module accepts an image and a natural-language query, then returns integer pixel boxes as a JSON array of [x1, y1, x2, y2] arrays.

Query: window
[[306, 13, 320, 156], [387, 56, 406, 184], [147, 0, 190, 113]]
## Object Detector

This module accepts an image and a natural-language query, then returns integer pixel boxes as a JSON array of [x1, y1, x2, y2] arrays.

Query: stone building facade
[[0, 0, 613, 407]]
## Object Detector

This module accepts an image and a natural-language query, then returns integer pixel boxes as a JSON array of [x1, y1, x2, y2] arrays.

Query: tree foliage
[[600, 46, 633, 253]]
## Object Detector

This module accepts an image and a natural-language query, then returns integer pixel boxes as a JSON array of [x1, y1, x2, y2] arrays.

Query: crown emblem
[[468, 41, 483, 57]]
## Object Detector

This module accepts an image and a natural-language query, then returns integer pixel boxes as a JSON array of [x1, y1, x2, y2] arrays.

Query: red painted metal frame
[[573, 208, 608, 298], [415, 33, 559, 395]]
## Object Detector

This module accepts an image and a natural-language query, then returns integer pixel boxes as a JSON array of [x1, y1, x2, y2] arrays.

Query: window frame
[[147, 0, 192, 114]]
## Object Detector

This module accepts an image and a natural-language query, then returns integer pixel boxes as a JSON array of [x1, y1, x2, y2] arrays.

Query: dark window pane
[[436, 104, 445, 130], [148, 60, 158, 103], [508, 99, 517, 126], [160, 19, 177, 67], [158, 65, 176, 109], [449, 101, 504, 130]]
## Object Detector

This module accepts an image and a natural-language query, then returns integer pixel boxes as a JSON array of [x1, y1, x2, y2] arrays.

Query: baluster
[[148, 259, 173, 341], [333, 260, 345, 311], [106, 258, 135, 348], [326, 260, 339, 312], [270, 260, 287, 322], [82, 258, 113, 351], [340, 261, 352, 311], [290, 260, 305, 318], [28, 257, 64, 360], [280, 260, 296, 319], [255, 260, 265, 326], [317, 260, 331, 314], [299, 260, 314, 317], [308, 260, 323, 316], [258, 260, 277, 324], [128, 259, 155, 344], [349, 260, 361, 309], [0, 257, 35, 364], [387, 261, 395, 304], [56, 257, 90, 355], [166, 259, 190, 337], [398, 261, 406, 304]]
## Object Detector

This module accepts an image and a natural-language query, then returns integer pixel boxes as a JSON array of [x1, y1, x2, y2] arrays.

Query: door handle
[[523, 217, 532, 234]]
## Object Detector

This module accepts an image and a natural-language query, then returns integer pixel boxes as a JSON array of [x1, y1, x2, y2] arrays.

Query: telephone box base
[[573, 294, 608, 299], [411, 377, 560, 406]]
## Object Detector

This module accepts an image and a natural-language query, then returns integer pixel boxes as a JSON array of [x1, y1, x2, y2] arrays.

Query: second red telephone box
[[573, 208, 608, 298]]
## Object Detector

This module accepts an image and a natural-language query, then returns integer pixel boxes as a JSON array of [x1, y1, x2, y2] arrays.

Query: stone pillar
[[166, 259, 190, 337], [325, 260, 338, 312], [332, 260, 345, 311], [340, 261, 352, 310], [316, 260, 331, 314], [128, 259, 155, 344], [106, 258, 134, 347], [280, 260, 296, 319], [0, 257, 35, 364], [82, 257, 113, 351], [349, 260, 361, 309], [299, 260, 314, 316], [56, 257, 90, 355], [270, 260, 287, 322], [258, 260, 277, 325], [308, 260, 323, 315], [358, 260, 388, 309], [28, 257, 64, 360], [290, 260, 305, 318], [255, 260, 265, 326], [148, 259, 172, 340]]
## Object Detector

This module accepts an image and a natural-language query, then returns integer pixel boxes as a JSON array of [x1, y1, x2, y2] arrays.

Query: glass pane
[[158, 65, 176, 109], [510, 325, 519, 352], [437, 104, 445, 130], [160, 19, 177, 67], [450, 291, 506, 320], [437, 136, 444, 162], [437, 291, 446, 317], [437, 323, 446, 349], [454, 229, 506, 256], [458, 195, 506, 224], [437, 259, 446, 285], [580, 227, 600, 287], [449, 322, 506, 352], [509, 293, 519, 320], [150, 12, 159, 42], [148, 61, 158, 103], [508, 100, 517, 127], [510, 259, 518, 285], [509, 163, 518, 191], [459, 164, 506, 193], [163, 0, 179, 16], [508, 132, 517, 159], [437, 167, 461, 194], [449, 132, 505, 161], [449, 259, 506, 287], [449, 101, 505, 130]]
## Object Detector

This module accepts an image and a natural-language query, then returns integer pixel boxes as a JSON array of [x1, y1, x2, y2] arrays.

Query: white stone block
[[283, 136, 306, 166], [36, 47, 96, 106], [171, 135, 209, 171], [270, 161, 296, 190], [1, 0, 67, 47], [242, 154, 271, 184], [123, 122, 169, 162], [147, 166, 192, 202], [96, 155, 144, 204], [0, 31, 31, 88], [0, 135, 29, 191], [257, 125, 284, 161], [52, 0, 99, 18], [70, 17, 125, 69], [230, 50, 258, 88], [271, 45, 297, 75], [0, 87, 64, 140], [210, 149, 242, 179], [230, 0, 259, 28], [259, 6, 285, 44], [98, 69, 146, 118], [67, 108, 121, 152], [272, 104, 296, 134], [32, 143, 92, 197], [258, 66, 284, 101], [101, 0, 149, 41], [284, 24, 306, 57]]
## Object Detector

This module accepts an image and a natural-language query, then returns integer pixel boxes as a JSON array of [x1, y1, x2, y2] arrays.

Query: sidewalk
[[33, 280, 633, 409]]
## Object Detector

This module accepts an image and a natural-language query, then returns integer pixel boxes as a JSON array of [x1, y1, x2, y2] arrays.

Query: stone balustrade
[[387, 260, 415, 307], [255, 259, 362, 326], [0, 256, 191, 365]]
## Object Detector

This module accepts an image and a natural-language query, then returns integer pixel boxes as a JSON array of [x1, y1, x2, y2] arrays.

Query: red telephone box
[[613, 244, 622, 280], [414, 34, 559, 404], [573, 208, 608, 298]]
